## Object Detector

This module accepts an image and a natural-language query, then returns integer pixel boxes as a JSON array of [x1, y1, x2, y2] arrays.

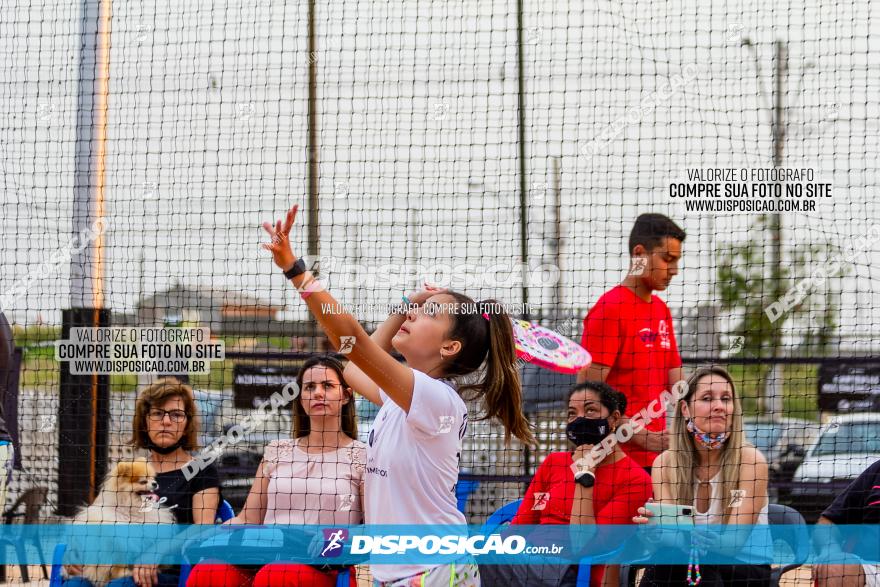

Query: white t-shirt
[[364, 368, 468, 582]]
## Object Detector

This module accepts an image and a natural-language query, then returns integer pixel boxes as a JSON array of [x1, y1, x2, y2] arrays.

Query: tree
[[716, 216, 843, 412]]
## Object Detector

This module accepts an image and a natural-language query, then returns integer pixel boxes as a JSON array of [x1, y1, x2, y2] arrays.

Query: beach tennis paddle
[[510, 319, 591, 375]]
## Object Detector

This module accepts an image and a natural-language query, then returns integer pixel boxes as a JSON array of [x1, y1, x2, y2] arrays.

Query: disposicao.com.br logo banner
[[4, 524, 879, 566]]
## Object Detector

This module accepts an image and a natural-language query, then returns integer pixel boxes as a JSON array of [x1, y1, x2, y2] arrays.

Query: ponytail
[[442, 293, 536, 447]]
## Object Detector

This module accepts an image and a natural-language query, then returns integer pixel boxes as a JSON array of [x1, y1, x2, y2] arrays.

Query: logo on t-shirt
[[637, 320, 671, 349], [532, 492, 550, 511], [658, 320, 671, 349], [320, 528, 348, 558], [638, 328, 657, 347], [437, 416, 455, 434], [366, 455, 389, 478], [338, 493, 355, 512]]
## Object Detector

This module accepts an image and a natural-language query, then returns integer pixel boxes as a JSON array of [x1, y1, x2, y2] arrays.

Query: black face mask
[[143, 436, 185, 455], [566, 417, 611, 447]]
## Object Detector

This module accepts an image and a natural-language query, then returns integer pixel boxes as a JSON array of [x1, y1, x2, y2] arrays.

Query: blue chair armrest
[[49, 543, 66, 587]]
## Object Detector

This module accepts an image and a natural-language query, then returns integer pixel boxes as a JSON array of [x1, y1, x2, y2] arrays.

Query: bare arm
[[342, 312, 410, 406], [264, 205, 447, 414], [577, 362, 611, 384], [726, 447, 768, 525], [668, 367, 685, 391], [191, 487, 220, 524], [628, 372, 682, 453], [570, 445, 597, 525], [650, 451, 673, 502], [695, 447, 769, 555], [629, 427, 669, 453], [230, 459, 270, 525]]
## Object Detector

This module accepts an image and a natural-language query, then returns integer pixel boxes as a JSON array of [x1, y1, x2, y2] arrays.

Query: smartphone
[[645, 502, 695, 526]]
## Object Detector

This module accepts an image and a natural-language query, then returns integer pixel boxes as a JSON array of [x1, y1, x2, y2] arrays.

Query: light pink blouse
[[261, 438, 366, 525]]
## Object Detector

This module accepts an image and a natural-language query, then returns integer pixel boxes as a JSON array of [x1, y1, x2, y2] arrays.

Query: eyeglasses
[[147, 408, 189, 423], [302, 382, 343, 393]]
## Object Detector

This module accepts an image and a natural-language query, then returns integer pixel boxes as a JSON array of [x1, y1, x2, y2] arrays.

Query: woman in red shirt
[[512, 381, 653, 587]]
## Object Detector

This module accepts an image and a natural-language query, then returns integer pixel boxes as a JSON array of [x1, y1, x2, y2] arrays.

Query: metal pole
[[59, 0, 112, 515], [306, 0, 319, 344], [515, 0, 529, 318], [552, 158, 562, 325], [307, 0, 319, 259], [515, 0, 533, 488]]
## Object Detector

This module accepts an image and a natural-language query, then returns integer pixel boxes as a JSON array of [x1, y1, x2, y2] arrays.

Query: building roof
[[138, 283, 280, 312]]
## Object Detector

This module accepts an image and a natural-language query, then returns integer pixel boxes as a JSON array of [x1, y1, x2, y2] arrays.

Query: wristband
[[283, 258, 306, 280], [299, 277, 324, 300], [574, 470, 595, 488]]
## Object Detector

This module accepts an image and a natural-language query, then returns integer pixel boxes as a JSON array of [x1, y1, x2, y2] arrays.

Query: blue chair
[[767, 503, 808, 586], [179, 503, 353, 587], [178, 500, 236, 586], [481, 499, 623, 587], [455, 474, 480, 515], [618, 503, 809, 587], [49, 500, 236, 587]]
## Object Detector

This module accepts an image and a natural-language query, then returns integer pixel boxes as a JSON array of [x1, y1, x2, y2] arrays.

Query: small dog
[[70, 459, 176, 586]]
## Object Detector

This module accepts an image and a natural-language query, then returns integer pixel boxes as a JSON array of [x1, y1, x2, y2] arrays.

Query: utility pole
[[552, 158, 562, 326], [307, 0, 319, 259], [306, 0, 319, 343], [767, 41, 787, 416]]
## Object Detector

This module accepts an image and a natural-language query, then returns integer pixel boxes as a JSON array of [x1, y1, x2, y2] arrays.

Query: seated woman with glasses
[[186, 355, 364, 587], [64, 377, 222, 587]]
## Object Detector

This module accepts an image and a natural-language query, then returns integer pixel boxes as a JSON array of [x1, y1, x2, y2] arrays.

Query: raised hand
[[261, 203, 299, 272], [405, 283, 448, 306]]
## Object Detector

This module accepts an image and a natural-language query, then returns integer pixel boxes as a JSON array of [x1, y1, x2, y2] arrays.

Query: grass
[[721, 363, 819, 421]]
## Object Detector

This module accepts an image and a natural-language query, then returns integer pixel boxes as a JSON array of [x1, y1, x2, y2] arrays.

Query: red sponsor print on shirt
[[637, 320, 671, 349], [870, 486, 880, 507]]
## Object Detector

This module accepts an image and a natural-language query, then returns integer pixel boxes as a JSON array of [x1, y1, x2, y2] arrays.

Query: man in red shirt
[[577, 213, 686, 471]]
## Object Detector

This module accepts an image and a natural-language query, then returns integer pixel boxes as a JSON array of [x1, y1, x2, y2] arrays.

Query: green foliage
[[716, 216, 844, 358]]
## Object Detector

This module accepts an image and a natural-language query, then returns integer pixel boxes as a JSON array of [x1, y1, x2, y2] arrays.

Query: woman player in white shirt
[[261, 204, 535, 586]]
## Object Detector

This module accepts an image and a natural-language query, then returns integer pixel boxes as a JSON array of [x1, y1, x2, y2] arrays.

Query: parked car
[[742, 416, 822, 499], [790, 413, 880, 522], [770, 422, 823, 497]]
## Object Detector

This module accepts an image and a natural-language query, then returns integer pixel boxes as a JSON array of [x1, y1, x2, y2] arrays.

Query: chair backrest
[[23, 486, 49, 522], [3, 486, 48, 524], [767, 503, 805, 526], [216, 500, 234, 522], [767, 503, 809, 561], [455, 475, 480, 515], [481, 499, 523, 534]]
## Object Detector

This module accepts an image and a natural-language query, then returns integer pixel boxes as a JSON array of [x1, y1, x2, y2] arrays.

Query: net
[[0, 0, 878, 582]]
